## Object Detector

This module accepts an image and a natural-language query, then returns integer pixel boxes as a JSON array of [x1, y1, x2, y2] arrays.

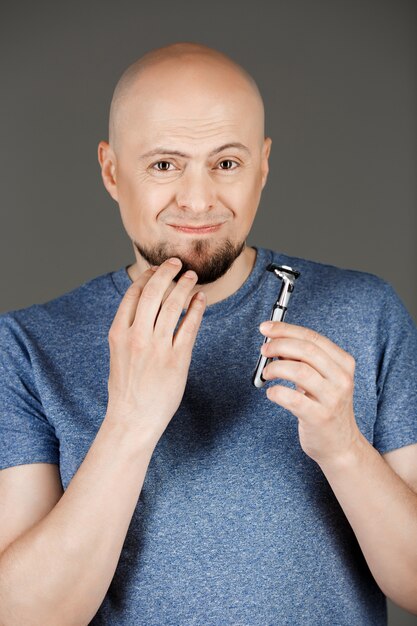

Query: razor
[[252, 264, 301, 388]]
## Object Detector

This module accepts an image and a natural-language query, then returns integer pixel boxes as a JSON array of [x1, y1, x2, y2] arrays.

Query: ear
[[97, 141, 119, 202], [261, 136, 272, 189]]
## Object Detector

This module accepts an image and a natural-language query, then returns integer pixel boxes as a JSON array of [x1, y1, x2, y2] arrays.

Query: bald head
[[108, 42, 265, 153]]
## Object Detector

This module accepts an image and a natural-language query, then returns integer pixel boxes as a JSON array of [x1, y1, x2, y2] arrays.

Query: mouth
[[168, 223, 224, 234]]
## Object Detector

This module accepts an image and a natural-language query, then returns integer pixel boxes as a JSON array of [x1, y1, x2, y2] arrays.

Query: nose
[[175, 165, 216, 213]]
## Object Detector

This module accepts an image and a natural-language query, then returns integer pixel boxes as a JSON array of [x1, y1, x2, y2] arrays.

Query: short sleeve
[[373, 281, 417, 454], [0, 312, 60, 470]]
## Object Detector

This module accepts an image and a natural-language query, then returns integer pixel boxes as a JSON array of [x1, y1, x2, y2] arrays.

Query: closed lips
[[170, 223, 222, 228]]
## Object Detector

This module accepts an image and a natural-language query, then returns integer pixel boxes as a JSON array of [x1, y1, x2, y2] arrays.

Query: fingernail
[[150, 265, 158, 271], [168, 257, 182, 266], [260, 321, 273, 331]]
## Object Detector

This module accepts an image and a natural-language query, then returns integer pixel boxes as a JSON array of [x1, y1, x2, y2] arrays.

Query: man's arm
[[382, 442, 417, 493], [0, 417, 156, 626], [0, 259, 205, 626], [259, 318, 417, 614], [318, 436, 417, 615]]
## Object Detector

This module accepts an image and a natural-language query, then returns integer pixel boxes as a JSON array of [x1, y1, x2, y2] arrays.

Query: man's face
[[102, 62, 271, 284]]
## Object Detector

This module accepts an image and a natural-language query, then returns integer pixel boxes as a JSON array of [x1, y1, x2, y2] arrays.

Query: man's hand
[[106, 257, 206, 448], [259, 320, 362, 466]]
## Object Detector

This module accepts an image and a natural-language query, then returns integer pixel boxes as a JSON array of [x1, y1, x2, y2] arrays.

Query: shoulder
[[259, 248, 417, 360], [0, 269, 116, 347], [269, 248, 387, 290], [266, 247, 397, 311]]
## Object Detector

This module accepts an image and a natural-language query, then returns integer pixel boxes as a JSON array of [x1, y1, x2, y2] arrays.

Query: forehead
[[117, 62, 262, 142], [121, 97, 260, 154]]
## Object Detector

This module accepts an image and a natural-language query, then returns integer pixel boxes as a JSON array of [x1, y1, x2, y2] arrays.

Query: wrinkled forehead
[[110, 58, 265, 152]]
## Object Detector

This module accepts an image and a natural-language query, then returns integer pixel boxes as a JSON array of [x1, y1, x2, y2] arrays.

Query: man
[[0, 41, 416, 625]]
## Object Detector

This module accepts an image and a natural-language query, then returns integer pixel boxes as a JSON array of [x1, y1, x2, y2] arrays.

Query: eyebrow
[[139, 142, 250, 160]]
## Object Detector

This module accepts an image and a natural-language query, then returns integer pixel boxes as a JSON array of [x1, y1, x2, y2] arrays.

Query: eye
[[151, 161, 175, 172], [217, 159, 239, 170]]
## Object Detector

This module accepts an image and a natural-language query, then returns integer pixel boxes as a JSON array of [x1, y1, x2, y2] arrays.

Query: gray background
[[1, 0, 416, 623]]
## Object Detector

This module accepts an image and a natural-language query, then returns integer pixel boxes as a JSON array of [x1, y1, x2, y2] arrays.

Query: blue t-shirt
[[1, 246, 417, 625]]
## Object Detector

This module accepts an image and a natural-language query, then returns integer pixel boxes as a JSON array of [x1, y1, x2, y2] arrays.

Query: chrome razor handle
[[252, 264, 300, 389], [252, 304, 287, 388]]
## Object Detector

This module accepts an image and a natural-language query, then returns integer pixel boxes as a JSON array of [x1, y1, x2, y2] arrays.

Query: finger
[[132, 258, 183, 335], [262, 358, 327, 401], [266, 384, 320, 421], [159, 279, 180, 308], [260, 321, 350, 373], [110, 267, 156, 330], [153, 269, 199, 340], [261, 337, 343, 385], [173, 290, 206, 353]]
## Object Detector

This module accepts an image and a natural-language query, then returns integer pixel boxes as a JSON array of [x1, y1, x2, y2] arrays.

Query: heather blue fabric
[[1, 245, 417, 626]]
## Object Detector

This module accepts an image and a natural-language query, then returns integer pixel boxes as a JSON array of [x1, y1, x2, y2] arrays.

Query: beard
[[132, 236, 247, 285]]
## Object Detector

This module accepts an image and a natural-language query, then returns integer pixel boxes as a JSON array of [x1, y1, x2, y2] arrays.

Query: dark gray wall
[[1, 1, 416, 623]]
